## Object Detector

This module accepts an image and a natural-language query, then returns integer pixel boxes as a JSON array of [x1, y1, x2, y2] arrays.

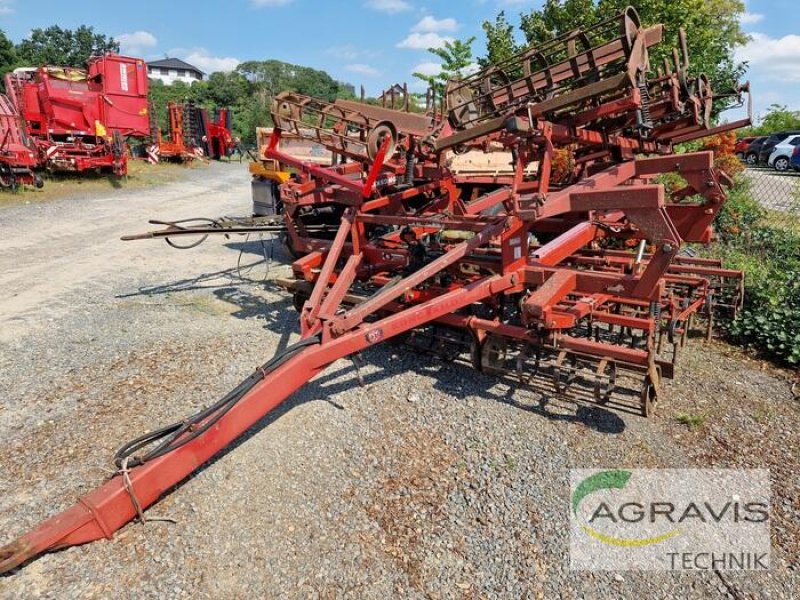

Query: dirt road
[[0, 164, 797, 599], [0, 163, 251, 343]]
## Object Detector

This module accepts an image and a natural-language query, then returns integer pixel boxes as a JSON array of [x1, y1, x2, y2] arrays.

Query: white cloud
[[397, 32, 453, 50], [326, 44, 379, 61], [412, 61, 442, 77], [345, 63, 380, 76], [0, 0, 14, 15], [736, 32, 800, 82], [169, 47, 241, 73], [412, 16, 459, 33], [740, 12, 764, 24], [326, 44, 361, 60], [364, 0, 412, 14], [251, 0, 293, 6], [463, 62, 480, 76], [117, 31, 158, 55]]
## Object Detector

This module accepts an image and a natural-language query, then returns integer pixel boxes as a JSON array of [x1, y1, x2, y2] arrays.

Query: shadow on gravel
[[399, 354, 629, 435], [115, 261, 287, 298], [115, 265, 248, 298], [117, 266, 630, 437], [181, 343, 628, 494]]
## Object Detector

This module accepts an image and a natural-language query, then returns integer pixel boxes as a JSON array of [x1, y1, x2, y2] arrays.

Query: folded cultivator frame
[[1, 7, 752, 573], [148, 102, 237, 163]]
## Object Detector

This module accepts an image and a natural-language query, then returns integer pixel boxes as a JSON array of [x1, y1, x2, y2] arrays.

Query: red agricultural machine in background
[[0, 93, 41, 189], [147, 101, 201, 163], [200, 106, 238, 160], [147, 102, 237, 163], [0, 8, 754, 574], [4, 54, 149, 177]]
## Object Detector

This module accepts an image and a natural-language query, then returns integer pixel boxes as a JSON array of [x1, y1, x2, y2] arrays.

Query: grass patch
[[675, 413, 707, 430], [0, 159, 205, 206], [752, 409, 773, 425], [180, 295, 237, 317]]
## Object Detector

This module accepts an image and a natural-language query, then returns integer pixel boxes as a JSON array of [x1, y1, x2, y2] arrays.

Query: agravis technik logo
[[569, 469, 771, 570]]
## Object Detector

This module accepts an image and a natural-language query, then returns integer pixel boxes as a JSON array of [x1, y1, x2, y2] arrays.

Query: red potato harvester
[[4, 54, 149, 177]]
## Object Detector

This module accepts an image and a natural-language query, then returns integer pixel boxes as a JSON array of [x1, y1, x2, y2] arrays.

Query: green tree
[[479, 12, 520, 69], [0, 29, 17, 74], [237, 60, 340, 101], [16, 25, 119, 68], [751, 105, 800, 135], [519, 0, 598, 45], [413, 36, 477, 95], [200, 71, 250, 108], [482, 0, 749, 104]]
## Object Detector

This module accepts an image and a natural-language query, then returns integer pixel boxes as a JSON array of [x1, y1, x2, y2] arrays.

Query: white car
[[767, 134, 800, 171]]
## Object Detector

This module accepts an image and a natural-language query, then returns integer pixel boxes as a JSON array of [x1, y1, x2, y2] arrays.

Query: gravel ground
[[0, 163, 798, 599]]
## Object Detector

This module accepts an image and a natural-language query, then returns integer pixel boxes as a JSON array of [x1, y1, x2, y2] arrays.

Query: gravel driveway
[[0, 163, 797, 599]]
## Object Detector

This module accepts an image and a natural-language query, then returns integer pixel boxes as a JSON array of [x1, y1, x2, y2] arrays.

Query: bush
[[721, 224, 800, 366], [714, 177, 766, 240]]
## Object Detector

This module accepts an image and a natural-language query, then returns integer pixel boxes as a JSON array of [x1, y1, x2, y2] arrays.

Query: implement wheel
[[640, 372, 658, 417]]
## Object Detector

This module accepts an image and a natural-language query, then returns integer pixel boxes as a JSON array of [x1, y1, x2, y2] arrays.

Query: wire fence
[[742, 166, 800, 227]]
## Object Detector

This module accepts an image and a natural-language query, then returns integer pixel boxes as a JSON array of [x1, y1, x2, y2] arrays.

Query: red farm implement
[[4, 55, 148, 177], [0, 93, 41, 189], [199, 106, 238, 160], [147, 101, 205, 163], [147, 103, 236, 163], [0, 8, 753, 574]]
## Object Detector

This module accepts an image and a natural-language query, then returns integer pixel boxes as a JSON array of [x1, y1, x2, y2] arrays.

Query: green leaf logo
[[572, 470, 680, 547]]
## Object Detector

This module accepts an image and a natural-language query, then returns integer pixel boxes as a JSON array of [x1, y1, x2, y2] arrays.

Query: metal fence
[[742, 166, 800, 224]]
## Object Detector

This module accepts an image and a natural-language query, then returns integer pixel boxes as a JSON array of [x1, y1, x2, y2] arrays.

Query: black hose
[[150, 218, 222, 250], [114, 335, 321, 468]]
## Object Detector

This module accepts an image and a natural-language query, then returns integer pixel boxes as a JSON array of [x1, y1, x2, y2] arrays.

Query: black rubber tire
[[774, 157, 790, 172]]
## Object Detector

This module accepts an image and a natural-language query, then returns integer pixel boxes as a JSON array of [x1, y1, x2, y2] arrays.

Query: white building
[[146, 58, 205, 86]]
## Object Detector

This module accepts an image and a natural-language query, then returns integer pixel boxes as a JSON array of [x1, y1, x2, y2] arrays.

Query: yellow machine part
[[45, 66, 88, 82], [249, 160, 291, 184]]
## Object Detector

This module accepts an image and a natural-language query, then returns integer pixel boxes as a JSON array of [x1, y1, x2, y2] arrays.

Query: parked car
[[735, 136, 757, 159], [758, 130, 800, 164], [768, 134, 800, 171], [744, 136, 768, 166], [791, 145, 800, 172]]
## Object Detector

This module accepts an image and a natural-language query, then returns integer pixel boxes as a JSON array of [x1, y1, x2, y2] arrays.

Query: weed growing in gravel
[[675, 413, 707, 430], [752, 408, 774, 424]]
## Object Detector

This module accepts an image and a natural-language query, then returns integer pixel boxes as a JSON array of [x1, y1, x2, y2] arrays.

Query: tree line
[[0, 2, 758, 144], [413, 0, 750, 117]]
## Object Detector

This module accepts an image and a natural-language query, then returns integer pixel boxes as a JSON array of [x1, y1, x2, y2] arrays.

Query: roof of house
[[147, 58, 205, 74]]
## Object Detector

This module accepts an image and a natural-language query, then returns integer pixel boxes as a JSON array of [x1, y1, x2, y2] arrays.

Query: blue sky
[[0, 0, 796, 123]]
